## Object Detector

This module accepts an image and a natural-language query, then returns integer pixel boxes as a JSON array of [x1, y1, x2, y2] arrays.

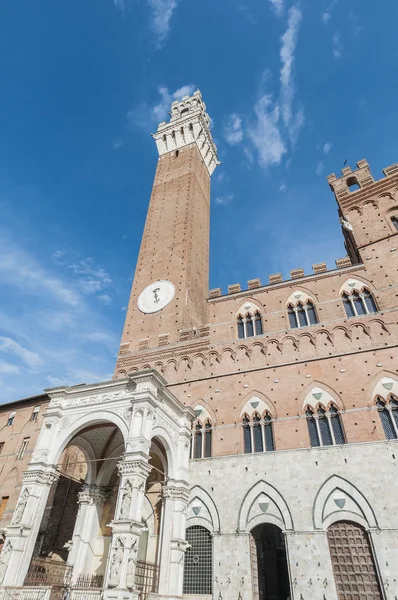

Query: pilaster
[[0, 467, 59, 587]]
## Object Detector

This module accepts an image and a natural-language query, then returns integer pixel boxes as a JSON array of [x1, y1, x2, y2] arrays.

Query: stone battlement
[[209, 256, 353, 298]]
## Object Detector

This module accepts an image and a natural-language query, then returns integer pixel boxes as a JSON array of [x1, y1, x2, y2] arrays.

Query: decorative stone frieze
[[22, 469, 59, 487], [78, 485, 108, 506]]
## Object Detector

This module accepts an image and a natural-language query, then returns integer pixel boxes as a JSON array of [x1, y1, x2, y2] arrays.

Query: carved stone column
[[69, 485, 108, 581], [0, 468, 59, 587], [158, 482, 190, 597], [102, 457, 151, 600]]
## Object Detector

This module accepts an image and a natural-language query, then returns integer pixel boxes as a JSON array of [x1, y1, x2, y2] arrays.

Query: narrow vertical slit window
[[377, 398, 397, 439], [254, 312, 263, 335], [288, 306, 298, 328], [237, 315, 245, 339], [318, 408, 333, 446], [391, 216, 398, 231], [204, 422, 212, 458], [194, 424, 203, 459], [253, 414, 263, 452], [7, 412, 15, 427], [307, 301, 317, 325], [246, 315, 254, 337], [306, 409, 320, 447], [264, 414, 275, 451], [329, 406, 345, 444], [243, 416, 252, 454]]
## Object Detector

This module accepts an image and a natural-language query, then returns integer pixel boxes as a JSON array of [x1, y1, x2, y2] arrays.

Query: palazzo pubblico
[[0, 90, 397, 600]]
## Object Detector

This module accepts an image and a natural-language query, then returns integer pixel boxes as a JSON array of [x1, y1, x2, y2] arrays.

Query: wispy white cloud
[[0, 231, 118, 402], [248, 95, 286, 167], [128, 84, 195, 131], [332, 31, 343, 58], [224, 114, 243, 145], [68, 258, 112, 295], [0, 337, 44, 370], [113, 139, 123, 150], [215, 194, 234, 207], [322, 0, 338, 25], [147, 0, 179, 46], [114, 0, 125, 10], [98, 294, 112, 305], [269, 0, 283, 17], [323, 142, 333, 154], [316, 160, 324, 176], [279, 183, 287, 191], [280, 5, 303, 136]]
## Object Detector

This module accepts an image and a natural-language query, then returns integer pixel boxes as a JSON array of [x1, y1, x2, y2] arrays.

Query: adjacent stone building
[[0, 90, 397, 600]]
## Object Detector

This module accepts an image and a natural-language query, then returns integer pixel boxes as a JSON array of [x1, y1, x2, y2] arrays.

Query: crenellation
[[248, 278, 261, 289], [290, 268, 305, 279], [269, 273, 283, 284], [228, 283, 241, 294], [208, 288, 222, 298], [312, 262, 327, 274], [335, 256, 352, 268]]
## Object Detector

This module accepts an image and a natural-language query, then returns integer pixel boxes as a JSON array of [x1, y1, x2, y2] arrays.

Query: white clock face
[[137, 280, 175, 314]]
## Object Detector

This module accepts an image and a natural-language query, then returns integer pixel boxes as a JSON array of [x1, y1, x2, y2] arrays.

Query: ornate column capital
[[78, 485, 108, 506], [162, 485, 190, 503], [117, 459, 151, 482]]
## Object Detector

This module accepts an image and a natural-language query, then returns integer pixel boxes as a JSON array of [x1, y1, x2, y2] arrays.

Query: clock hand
[[153, 288, 160, 304]]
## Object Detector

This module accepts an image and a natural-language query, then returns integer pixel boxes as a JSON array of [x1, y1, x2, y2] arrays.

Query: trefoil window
[[342, 288, 377, 318], [306, 405, 345, 447], [242, 413, 275, 454], [288, 300, 318, 329], [237, 311, 263, 339]]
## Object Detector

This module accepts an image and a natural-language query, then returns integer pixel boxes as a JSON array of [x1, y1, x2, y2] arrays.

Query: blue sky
[[0, 0, 397, 402]]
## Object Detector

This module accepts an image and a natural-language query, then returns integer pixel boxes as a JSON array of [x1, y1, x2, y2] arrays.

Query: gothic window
[[342, 288, 377, 318], [192, 421, 213, 459], [391, 216, 398, 231], [376, 397, 398, 440], [237, 311, 263, 339], [288, 300, 318, 329], [306, 405, 345, 447], [183, 526, 212, 594], [243, 413, 275, 454]]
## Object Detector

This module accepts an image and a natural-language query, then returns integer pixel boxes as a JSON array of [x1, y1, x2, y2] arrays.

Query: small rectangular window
[[0, 443, 4, 455], [7, 412, 16, 427], [0, 497, 9, 519], [31, 406, 40, 422], [17, 438, 29, 460]]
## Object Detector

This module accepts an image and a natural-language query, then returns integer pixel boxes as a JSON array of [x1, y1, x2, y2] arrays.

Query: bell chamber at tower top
[[152, 89, 220, 176]]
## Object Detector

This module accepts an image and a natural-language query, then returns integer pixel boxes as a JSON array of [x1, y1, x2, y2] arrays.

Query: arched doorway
[[250, 524, 291, 600], [327, 521, 382, 599], [25, 421, 125, 588]]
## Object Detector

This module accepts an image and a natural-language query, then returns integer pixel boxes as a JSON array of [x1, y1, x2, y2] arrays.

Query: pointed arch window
[[237, 311, 263, 339], [342, 287, 378, 318], [376, 397, 398, 439], [288, 300, 318, 329], [306, 405, 345, 447], [243, 413, 275, 454], [191, 420, 213, 459]]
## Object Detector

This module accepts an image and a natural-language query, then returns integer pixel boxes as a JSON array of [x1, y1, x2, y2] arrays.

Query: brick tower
[[116, 90, 219, 370]]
